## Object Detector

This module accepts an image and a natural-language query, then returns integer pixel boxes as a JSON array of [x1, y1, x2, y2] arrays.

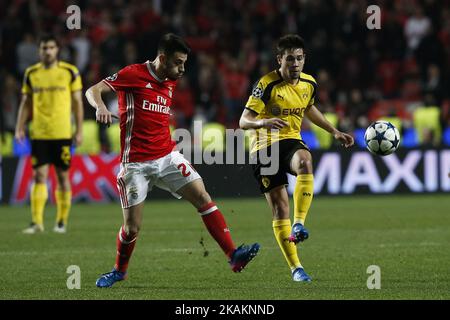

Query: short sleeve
[[308, 94, 315, 106], [70, 66, 83, 92], [21, 70, 32, 95], [103, 65, 136, 92], [307, 78, 317, 107], [245, 80, 266, 114]]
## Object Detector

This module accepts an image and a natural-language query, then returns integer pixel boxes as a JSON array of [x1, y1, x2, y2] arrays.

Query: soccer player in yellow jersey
[[239, 34, 354, 281], [15, 35, 84, 234]]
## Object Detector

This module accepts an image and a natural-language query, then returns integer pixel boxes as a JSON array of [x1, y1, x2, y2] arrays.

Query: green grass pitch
[[0, 195, 449, 299]]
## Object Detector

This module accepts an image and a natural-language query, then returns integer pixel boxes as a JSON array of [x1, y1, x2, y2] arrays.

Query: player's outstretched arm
[[85, 81, 116, 126], [305, 105, 354, 148], [15, 94, 32, 143], [239, 108, 288, 130]]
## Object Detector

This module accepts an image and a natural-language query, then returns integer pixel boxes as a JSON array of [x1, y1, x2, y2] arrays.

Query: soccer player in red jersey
[[86, 34, 260, 288]]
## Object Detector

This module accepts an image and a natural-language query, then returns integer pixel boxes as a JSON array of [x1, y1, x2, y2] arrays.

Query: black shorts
[[31, 139, 72, 170], [251, 139, 310, 193]]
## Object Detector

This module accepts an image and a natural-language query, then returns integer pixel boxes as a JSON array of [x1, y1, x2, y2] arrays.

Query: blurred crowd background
[[1, 0, 449, 154]]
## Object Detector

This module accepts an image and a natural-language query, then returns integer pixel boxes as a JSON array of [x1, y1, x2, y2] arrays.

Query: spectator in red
[[221, 57, 249, 126], [172, 77, 195, 128]]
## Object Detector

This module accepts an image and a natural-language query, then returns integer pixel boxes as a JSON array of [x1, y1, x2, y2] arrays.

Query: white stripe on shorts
[[117, 166, 129, 208]]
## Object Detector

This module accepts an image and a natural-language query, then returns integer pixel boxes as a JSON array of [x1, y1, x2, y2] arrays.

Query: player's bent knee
[[295, 159, 313, 175], [196, 192, 212, 209], [302, 159, 313, 173], [123, 225, 140, 237]]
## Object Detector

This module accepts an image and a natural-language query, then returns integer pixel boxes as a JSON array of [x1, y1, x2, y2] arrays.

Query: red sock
[[199, 202, 236, 258], [114, 226, 137, 273]]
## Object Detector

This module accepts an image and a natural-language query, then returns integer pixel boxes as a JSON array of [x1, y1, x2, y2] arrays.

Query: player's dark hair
[[277, 34, 305, 56], [39, 34, 60, 47], [157, 33, 191, 57]]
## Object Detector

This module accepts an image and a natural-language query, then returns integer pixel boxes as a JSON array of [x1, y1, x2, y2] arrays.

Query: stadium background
[[1, 0, 449, 202], [0, 0, 449, 301]]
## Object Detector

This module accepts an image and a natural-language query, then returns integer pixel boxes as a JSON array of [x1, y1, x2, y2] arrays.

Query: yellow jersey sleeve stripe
[[299, 77, 317, 105], [58, 62, 83, 92], [261, 72, 283, 105], [245, 70, 281, 114], [245, 106, 259, 114], [58, 63, 78, 83], [22, 66, 40, 94]]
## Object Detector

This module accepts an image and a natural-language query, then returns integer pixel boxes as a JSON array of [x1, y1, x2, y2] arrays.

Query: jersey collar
[[146, 61, 165, 82]]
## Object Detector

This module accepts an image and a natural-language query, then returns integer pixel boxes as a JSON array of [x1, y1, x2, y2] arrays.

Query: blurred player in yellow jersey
[[15, 35, 84, 234], [239, 35, 354, 281]]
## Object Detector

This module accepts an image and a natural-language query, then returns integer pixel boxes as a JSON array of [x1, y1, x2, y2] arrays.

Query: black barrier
[[1, 147, 449, 204]]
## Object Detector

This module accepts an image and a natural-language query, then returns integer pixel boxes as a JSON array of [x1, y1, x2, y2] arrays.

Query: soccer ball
[[364, 121, 400, 156]]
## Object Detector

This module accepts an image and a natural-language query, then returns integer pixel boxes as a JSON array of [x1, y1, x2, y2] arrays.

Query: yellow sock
[[272, 219, 302, 270], [55, 190, 72, 225], [293, 174, 314, 225], [31, 183, 48, 226]]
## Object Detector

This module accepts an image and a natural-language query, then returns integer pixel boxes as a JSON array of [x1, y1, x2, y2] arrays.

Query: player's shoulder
[[250, 70, 283, 100], [126, 62, 143, 70], [24, 62, 42, 75], [258, 70, 282, 86], [58, 61, 80, 73], [299, 72, 317, 86], [119, 62, 147, 75]]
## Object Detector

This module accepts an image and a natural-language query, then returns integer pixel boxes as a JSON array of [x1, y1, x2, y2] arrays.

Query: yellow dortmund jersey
[[22, 61, 82, 140], [245, 70, 317, 153]]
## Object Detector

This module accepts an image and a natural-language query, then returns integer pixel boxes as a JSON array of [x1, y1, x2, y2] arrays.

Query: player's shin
[[273, 219, 302, 270], [114, 226, 137, 273], [293, 174, 314, 225], [198, 202, 235, 258], [55, 190, 71, 225], [31, 183, 48, 226]]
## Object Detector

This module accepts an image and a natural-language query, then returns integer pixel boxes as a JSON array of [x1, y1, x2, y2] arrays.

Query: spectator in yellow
[[413, 94, 441, 146]]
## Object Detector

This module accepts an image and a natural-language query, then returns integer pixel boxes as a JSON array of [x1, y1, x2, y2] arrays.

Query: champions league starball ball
[[364, 121, 401, 156]]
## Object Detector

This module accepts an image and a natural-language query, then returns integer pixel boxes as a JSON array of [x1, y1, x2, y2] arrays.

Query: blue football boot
[[229, 243, 260, 272], [288, 223, 309, 244], [96, 269, 127, 288]]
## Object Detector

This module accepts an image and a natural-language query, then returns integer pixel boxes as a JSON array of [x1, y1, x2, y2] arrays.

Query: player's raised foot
[[292, 267, 312, 282], [229, 243, 260, 272], [22, 223, 44, 234], [53, 221, 66, 234], [288, 223, 309, 244], [96, 269, 127, 288]]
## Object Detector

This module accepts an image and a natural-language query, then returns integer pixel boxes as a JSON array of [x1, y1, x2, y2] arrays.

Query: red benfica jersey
[[103, 61, 177, 163]]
